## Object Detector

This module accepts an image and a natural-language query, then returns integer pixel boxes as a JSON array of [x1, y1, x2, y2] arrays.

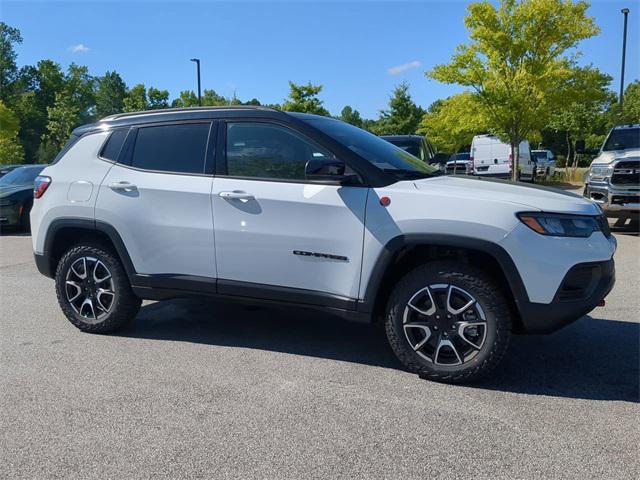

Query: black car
[[0, 164, 22, 178], [0, 164, 47, 231], [381, 135, 448, 169]]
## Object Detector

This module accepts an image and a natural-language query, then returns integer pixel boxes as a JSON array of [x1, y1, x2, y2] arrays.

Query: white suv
[[31, 107, 616, 383]]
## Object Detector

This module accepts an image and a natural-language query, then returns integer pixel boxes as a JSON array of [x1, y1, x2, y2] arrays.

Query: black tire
[[385, 261, 511, 384], [55, 243, 141, 333]]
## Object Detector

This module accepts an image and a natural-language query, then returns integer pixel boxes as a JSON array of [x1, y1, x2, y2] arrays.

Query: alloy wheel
[[65, 256, 115, 323], [402, 284, 487, 365]]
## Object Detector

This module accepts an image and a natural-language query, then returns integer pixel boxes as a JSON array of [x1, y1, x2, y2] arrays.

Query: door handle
[[218, 191, 255, 200], [108, 181, 137, 192]]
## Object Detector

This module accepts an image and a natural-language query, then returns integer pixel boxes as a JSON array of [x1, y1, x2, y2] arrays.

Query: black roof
[[73, 106, 303, 136]]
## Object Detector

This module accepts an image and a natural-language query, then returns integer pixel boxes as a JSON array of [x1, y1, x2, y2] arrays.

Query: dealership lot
[[1, 226, 638, 479]]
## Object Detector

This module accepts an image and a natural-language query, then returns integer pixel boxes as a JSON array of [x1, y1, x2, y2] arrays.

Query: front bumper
[[517, 259, 615, 334], [584, 180, 640, 216]]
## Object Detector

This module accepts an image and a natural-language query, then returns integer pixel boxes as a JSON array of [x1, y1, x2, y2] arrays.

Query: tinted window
[[101, 129, 129, 161], [301, 117, 439, 178], [387, 140, 421, 157], [226, 122, 337, 180], [0, 166, 45, 186], [131, 123, 210, 174]]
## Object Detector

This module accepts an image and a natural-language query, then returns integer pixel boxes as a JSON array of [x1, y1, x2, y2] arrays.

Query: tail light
[[34, 175, 51, 199]]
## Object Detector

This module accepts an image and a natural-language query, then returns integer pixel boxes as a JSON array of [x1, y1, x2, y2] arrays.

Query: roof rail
[[101, 105, 277, 121]]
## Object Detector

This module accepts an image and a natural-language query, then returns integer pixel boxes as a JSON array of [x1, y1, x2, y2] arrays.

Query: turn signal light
[[34, 175, 51, 199]]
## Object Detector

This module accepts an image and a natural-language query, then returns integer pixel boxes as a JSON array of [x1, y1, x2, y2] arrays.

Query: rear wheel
[[385, 261, 511, 383], [55, 244, 141, 333]]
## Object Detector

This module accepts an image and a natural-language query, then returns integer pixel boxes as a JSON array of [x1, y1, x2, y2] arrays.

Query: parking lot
[[1, 224, 638, 479]]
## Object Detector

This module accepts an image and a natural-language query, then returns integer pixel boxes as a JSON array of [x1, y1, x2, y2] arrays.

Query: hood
[[591, 149, 640, 165], [413, 175, 599, 215], [0, 184, 32, 198]]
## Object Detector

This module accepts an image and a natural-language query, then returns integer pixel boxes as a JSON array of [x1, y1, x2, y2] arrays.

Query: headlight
[[518, 212, 604, 238], [589, 164, 613, 180]]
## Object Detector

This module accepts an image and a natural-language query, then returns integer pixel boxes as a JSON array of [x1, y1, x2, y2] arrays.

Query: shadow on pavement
[[609, 217, 639, 237], [120, 298, 639, 402]]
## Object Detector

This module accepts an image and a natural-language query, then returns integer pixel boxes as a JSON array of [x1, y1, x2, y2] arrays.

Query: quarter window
[[131, 123, 210, 174], [225, 122, 337, 180], [101, 129, 129, 161]]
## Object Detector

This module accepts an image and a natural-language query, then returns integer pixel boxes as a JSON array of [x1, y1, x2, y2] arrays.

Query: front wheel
[[55, 244, 141, 333], [385, 261, 511, 384]]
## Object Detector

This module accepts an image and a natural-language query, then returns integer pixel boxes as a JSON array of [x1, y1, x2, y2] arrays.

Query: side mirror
[[305, 158, 356, 183], [432, 152, 449, 164]]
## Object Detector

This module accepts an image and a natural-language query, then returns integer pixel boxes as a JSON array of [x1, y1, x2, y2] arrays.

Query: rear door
[[95, 121, 217, 278], [211, 120, 368, 302]]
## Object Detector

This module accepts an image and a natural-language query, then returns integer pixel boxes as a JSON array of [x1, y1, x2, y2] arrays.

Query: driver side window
[[225, 122, 338, 181]]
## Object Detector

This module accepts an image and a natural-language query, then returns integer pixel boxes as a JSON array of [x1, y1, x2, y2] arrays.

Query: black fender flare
[[356, 234, 530, 315], [38, 218, 137, 279]]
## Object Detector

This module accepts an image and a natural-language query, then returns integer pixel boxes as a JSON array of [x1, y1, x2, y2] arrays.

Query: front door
[[212, 121, 368, 301]]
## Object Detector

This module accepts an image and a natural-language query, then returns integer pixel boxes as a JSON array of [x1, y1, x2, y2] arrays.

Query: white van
[[470, 135, 535, 181]]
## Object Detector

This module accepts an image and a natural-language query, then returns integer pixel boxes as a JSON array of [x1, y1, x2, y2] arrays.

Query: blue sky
[[3, 0, 639, 118]]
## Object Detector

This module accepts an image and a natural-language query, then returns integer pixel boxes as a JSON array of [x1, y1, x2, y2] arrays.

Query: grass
[[540, 167, 589, 188]]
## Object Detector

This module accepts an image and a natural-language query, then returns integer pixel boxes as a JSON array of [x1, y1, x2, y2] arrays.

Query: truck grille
[[611, 160, 640, 186]]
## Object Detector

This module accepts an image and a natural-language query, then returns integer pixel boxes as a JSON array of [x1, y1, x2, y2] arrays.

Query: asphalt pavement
[[1, 224, 638, 479]]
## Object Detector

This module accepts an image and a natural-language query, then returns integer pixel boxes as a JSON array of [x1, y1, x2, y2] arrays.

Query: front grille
[[611, 195, 640, 205], [611, 160, 640, 186]]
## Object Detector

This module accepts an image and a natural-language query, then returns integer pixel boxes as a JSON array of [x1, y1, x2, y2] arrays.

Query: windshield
[[603, 128, 640, 151], [0, 166, 45, 186], [533, 151, 547, 160], [450, 152, 470, 161], [303, 117, 439, 178], [386, 140, 420, 157]]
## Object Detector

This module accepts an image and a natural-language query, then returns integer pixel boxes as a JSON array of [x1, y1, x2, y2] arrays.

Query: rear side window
[[101, 129, 128, 161], [131, 123, 210, 174]]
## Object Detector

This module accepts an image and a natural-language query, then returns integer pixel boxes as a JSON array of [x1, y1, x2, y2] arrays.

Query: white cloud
[[387, 60, 421, 75], [69, 44, 90, 53]]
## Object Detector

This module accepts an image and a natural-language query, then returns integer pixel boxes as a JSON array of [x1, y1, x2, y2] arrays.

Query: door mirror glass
[[305, 157, 346, 181]]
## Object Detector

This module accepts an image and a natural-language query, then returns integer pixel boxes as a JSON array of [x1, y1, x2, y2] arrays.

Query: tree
[[282, 81, 329, 116], [619, 80, 640, 124], [123, 84, 148, 112], [1, 22, 23, 102], [95, 71, 127, 117], [148, 87, 169, 109], [429, 0, 600, 180], [39, 90, 79, 163], [418, 92, 487, 153], [339, 105, 363, 128], [0, 101, 24, 164], [202, 89, 228, 106], [171, 90, 198, 108], [65, 63, 95, 123], [371, 82, 424, 135], [548, 66, 613, 170]]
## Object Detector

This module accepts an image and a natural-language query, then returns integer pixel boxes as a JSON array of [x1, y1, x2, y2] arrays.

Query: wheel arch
[[358, 234, 530, 332], [39, 218, 136, 280]]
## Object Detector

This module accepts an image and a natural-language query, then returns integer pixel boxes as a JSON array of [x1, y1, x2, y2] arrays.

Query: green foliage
[[419, 92, 486, 152], [0, 100, 24, 164], [619, 80, 640, 124], [282, 82, 329, 116], [370, 82, 424, 135], [148, 87, 169, 109], [95, 71, 127, 117], [339, 105, 363, 128], [429, 0, 601, 179], [39, 90, 79, 163], [123, 84, 148, 112], [0, 22, 23, 102]]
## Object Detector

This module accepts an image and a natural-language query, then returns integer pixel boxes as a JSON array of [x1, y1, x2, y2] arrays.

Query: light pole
[[619, 8, 630, 114], [190, 58, 202, 106]]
